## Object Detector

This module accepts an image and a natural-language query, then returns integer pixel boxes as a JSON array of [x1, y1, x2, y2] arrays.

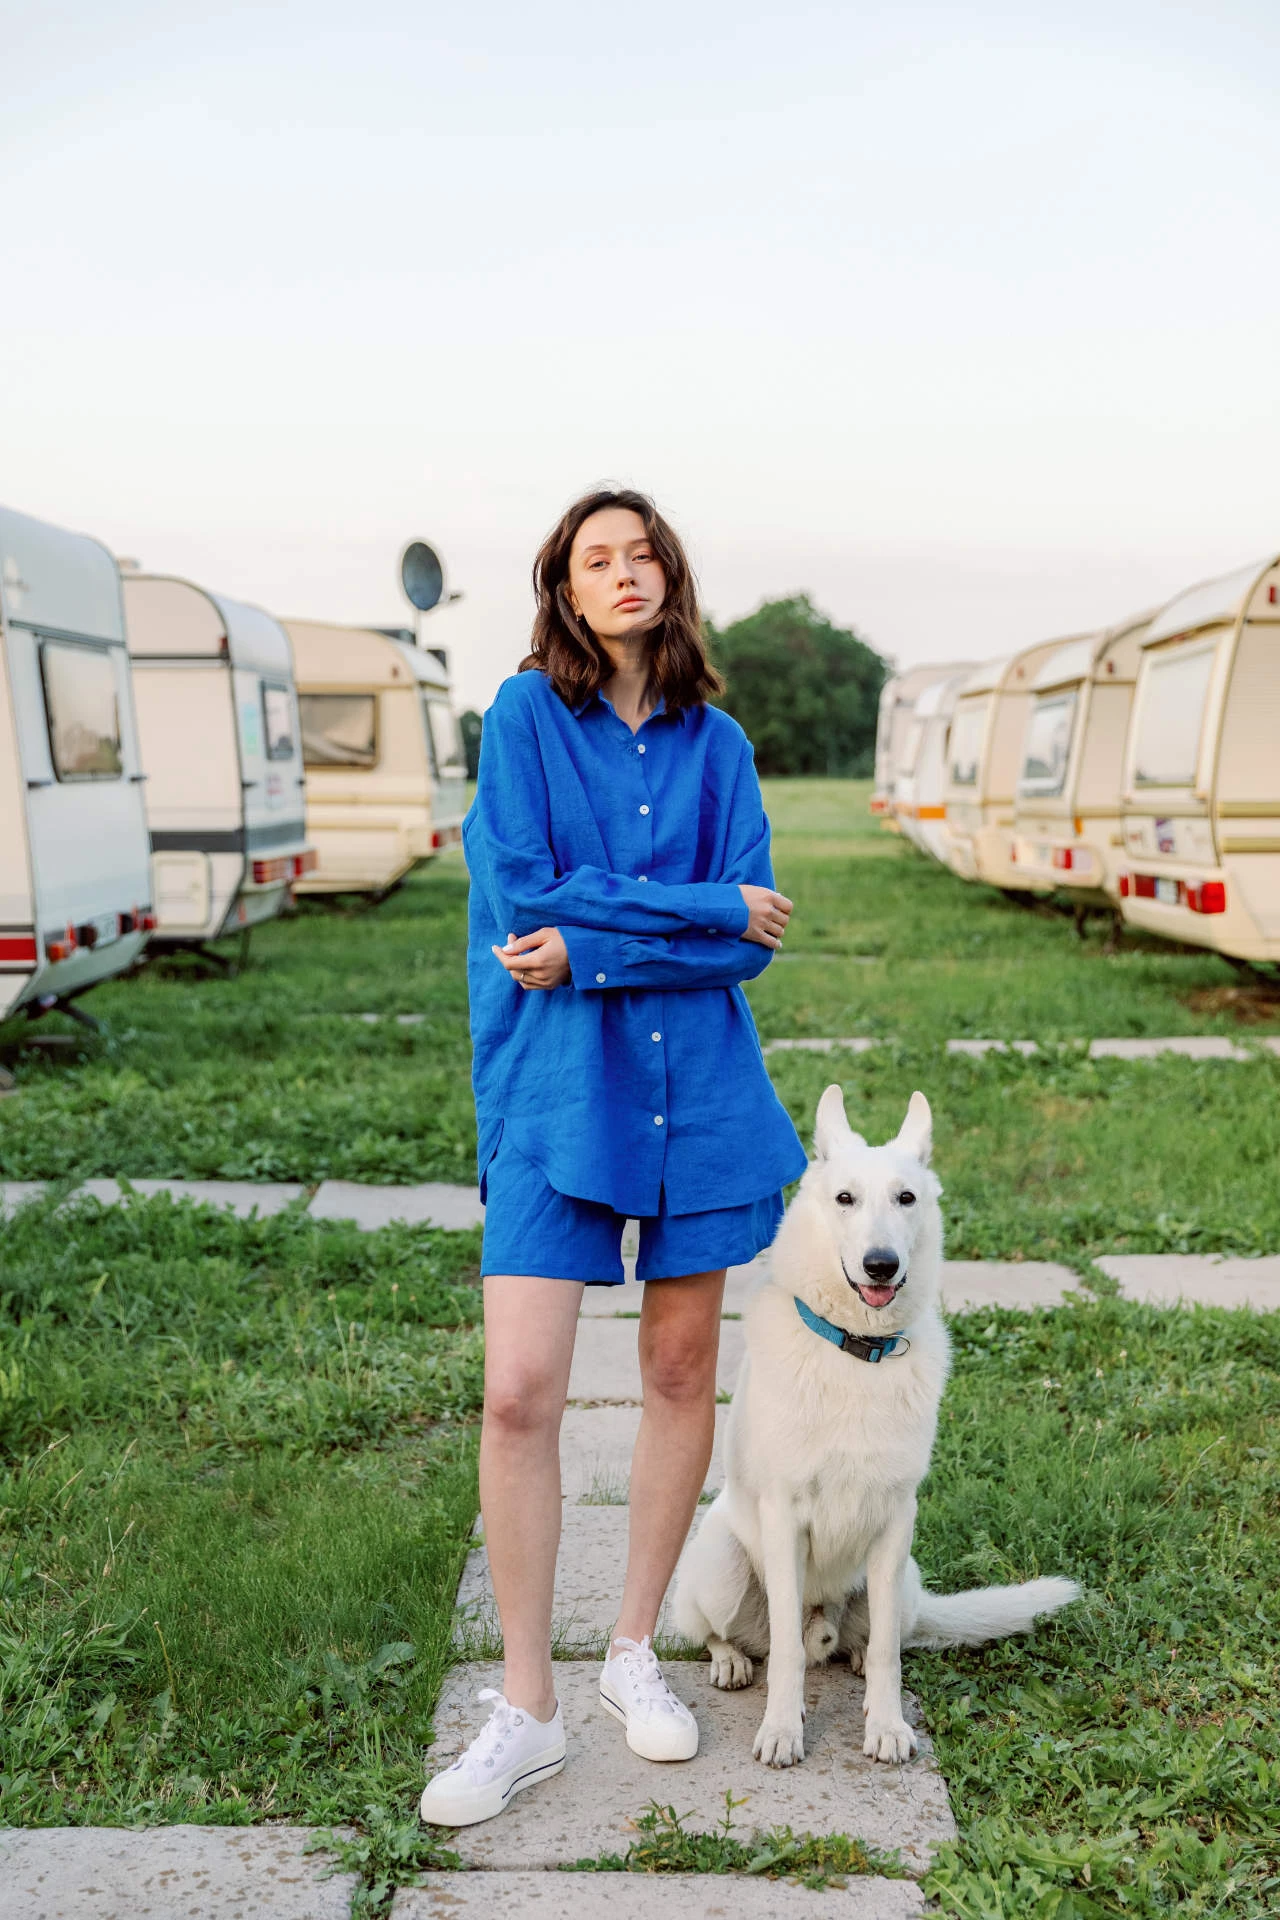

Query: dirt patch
[[1180, 984, 1280, 1025]]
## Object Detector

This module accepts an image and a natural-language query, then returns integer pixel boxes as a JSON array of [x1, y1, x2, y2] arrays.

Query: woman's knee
[[484, 1364, 564, 1437], [641, 1332, 718, 1407]]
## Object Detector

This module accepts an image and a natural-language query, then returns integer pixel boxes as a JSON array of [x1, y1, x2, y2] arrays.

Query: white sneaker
[[599, 1635, 699, 1761], [419, 1688, 565, 1826]]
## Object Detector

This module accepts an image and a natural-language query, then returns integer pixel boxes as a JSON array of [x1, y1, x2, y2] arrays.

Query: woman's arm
[[557, 740, 785, 993], [466, 690, 749, 938]]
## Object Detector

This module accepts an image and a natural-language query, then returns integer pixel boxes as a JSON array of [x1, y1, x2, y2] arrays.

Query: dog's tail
[[905, 1576, 1079, 1649]]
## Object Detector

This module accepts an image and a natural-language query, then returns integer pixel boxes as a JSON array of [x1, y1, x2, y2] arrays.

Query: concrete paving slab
[[579, 1254, 770, 1318], [559, 1405, 729, 1503], [1095, 1253, 1280, 1310], [457, 1505, 663, 1653], [763, 1038, 881, 1055], [0, 1824, 356, 1920], [569, 1320, 745, 1405], [424, 1664, 954, 1877], [1088, 1035, 1251, 1061], [308, 1180, 485, 1231], [946, 1039, 1040, 1057], [71, 1179, 307, 1217], [393, 1871, 924, 1917], [0, 1181, 48, 1219], [940, 1261, 1083, 1312]]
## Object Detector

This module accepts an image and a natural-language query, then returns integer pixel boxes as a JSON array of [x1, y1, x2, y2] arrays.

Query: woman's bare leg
[[480, 1273, 584, 1719], [611, 1269, 725, 1651]]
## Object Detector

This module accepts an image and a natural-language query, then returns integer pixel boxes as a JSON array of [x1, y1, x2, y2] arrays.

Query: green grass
[[2, 782, 1278, 1917], [565, 1789, 909, 1886], [0, 1195, 483, 1828]]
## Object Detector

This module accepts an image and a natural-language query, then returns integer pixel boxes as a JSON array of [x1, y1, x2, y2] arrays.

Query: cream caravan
[[892, 666, 977, 864], [1010, 612, 1153, 906], [122, 574, 315, 966], [871, 666, 954, 831], [0, 505, 152, 1024], [941, 639, 1073, 890], [1118, 555, 1280, 964], [285, 621, 467, 896]]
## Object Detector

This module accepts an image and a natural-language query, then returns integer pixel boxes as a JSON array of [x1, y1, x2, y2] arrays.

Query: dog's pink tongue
[[860, 1285, 897, 1308]]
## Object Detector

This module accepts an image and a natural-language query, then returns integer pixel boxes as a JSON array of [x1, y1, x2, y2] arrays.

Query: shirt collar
[[571, 687, 677, 724]]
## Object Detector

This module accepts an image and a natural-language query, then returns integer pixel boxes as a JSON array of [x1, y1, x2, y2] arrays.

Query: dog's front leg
[[752, 1496, 808, 1768], [861, 1498, 918, 1764]]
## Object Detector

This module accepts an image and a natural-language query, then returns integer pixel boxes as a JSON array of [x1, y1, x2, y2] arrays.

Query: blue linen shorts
[[480, 1133, 785, 1284]]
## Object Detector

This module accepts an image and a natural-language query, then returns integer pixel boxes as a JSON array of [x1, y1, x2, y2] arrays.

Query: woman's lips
[[614, 597, 646, 610]]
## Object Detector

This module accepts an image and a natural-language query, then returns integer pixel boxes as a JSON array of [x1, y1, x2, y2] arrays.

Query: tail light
[[870, 797, 887, 814], [293, 850, 318, 877], [138, 910, 157, 933], [251, 856, 289, 884], [1052, 847, 1074, 871], [46, 924, 78, 962], [1119, 873, 1131, 898], [0, 934, 38, 965], [1133, 874, 1158, 899], [1187, 880, 1226, 915]]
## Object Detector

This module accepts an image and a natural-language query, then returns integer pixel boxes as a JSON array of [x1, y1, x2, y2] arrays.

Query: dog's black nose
[[862, 1249, 900, 1283]]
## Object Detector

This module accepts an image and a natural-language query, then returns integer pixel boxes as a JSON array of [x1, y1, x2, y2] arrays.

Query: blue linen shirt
[[463, 667, 808, 1218]]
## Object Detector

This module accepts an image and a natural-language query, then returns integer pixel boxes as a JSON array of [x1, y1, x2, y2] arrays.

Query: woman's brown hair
[[521, 488, 723, 713]]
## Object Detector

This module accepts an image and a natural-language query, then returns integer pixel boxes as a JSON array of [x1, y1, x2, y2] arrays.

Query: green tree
[[707, 595, 887, 776], [458, 708, 483, 781]]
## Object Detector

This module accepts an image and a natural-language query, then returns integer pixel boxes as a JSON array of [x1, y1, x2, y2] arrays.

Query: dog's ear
[[814, 1083, 865, 1159], [895, 1090, 933, 1165]]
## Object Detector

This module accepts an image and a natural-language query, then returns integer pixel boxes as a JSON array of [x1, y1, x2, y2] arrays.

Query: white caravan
[[891, 665, 978, 864], [0, 505, 152, 1024], [941, 639, 1077, 891], [122, 574, 315, 966], [1010, 611, 1154, 906], [1118, 553, 1280, 965], [871, 665, 952, 830], [284, 620, 468, 896]]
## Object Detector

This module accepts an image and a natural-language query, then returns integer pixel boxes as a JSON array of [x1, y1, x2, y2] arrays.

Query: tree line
[[458, 595, 888, 779]]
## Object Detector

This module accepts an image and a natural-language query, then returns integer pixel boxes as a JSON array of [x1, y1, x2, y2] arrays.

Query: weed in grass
[[309, 1808, 462, 1918], [566, 1789, 908, 1887]]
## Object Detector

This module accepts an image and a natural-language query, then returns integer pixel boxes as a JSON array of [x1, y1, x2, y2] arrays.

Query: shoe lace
[[612, 1635, 683, 1714], [448, 1688, 526, 1780]]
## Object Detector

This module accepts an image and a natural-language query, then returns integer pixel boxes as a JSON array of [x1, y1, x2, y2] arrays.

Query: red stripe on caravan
[[0, 934, 39, 965]]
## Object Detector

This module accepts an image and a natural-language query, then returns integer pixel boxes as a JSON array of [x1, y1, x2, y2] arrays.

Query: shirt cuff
[[683, 883, 750, 938], [560, 924, 619, 991]]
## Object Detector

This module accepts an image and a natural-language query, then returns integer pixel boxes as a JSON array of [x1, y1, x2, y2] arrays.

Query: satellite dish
[[400, 540, 445, 613]]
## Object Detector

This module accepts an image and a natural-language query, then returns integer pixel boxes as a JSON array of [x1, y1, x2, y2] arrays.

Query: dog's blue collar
[[794, 1294, 908, 1363]]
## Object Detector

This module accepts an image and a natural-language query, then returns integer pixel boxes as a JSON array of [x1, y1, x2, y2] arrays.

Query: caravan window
[[262, 684, 296, 760], [1132, 643, 1216, 788], [1019, 690, 1077, 797], [299, 693, 378, 767], [948, 702, 988, 787], [40, 641, 123, 780], [424, 697, 467, 777]]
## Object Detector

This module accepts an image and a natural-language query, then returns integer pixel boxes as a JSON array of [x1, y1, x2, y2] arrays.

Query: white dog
[[673, 1084, 1078, 1768]]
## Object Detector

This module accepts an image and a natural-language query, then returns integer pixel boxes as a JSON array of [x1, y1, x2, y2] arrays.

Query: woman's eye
[[898, 1190, 916, 1207], [835, 1190, 854, 1207]]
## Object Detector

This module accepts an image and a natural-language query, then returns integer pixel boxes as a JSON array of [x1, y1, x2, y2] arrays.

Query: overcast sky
[[4, 0, 1277, 710]]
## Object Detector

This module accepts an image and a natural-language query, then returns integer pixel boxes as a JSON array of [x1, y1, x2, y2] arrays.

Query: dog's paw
[[863, 1716, 918, 1764], [803, 1609, 839, 1667], [846, 1642, 866, 1676], [753, 1718, 805, 1767], [709, 1646, 754, 1690]]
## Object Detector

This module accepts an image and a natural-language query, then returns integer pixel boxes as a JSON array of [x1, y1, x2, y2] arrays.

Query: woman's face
[[566, 507, 666, 643]]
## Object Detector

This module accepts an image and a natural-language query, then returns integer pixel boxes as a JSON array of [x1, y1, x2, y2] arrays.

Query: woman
[[420, 488, 808, 1827]]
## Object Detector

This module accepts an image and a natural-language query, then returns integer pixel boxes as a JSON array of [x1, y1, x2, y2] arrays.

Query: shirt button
[[654, 1114, 664, 1126], [639, 804, 650, 816], [637, 743, 646, 754], [596, 972, 607, 983], [651, 1031, 662, 1042], [637, 874, 648, 882]]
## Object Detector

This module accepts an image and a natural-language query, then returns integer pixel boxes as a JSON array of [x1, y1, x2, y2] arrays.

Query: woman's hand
[[739, 884, 792, 949], [492, 928, 572, 990]]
